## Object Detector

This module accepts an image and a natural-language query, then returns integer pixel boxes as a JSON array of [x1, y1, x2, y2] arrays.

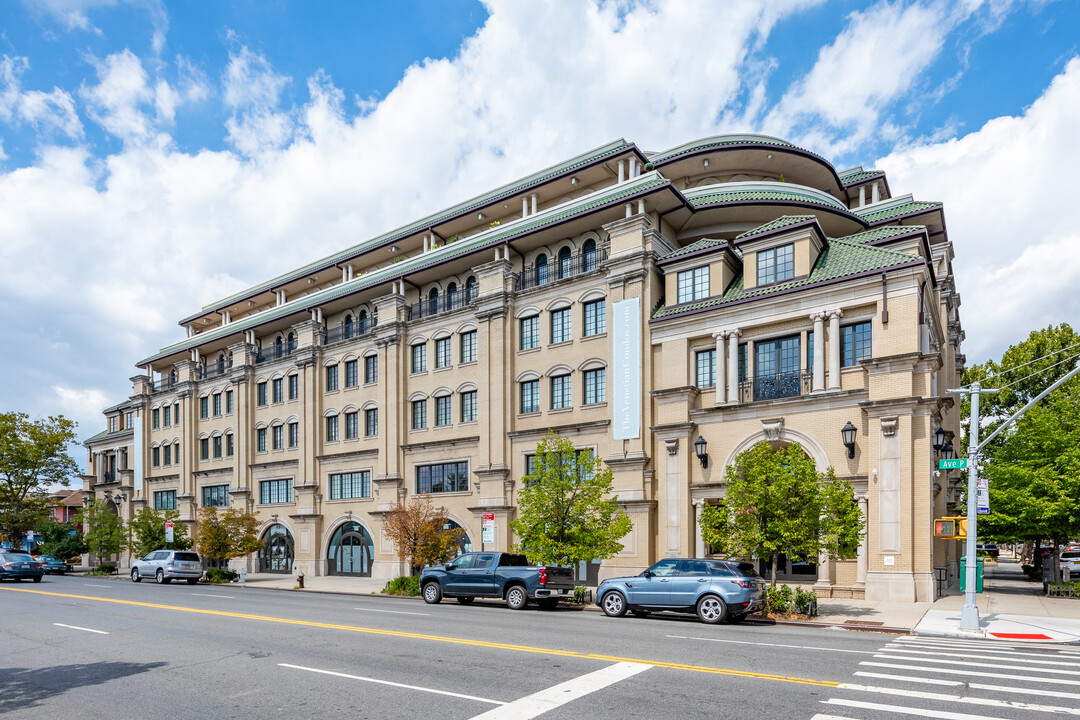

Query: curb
[[744, 617, 913, 634]]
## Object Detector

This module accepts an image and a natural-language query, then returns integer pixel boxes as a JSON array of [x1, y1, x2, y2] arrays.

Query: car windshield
[[174, 552, 200, 562]]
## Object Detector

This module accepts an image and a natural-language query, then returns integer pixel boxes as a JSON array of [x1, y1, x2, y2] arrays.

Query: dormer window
[[757, 244, 794, 285], [676, 267, 709, 304], [108, 416, 118, 433]]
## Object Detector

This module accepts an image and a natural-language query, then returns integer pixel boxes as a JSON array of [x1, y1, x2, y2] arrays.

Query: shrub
[[382, 575, 420, 596], [88, 563, 116, 576], [205, 568, 238, 584], [794, 587, 819, 617]]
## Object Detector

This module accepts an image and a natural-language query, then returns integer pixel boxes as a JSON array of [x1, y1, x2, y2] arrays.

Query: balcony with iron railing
[[406, 285, 478, 322], [325, 321, 377, 346], [197, 361, 233, 380], [152, 377, 176, 392], [513, 249, 607, 292], [738, 370, 813, 403], [256, 339, 298, 365]]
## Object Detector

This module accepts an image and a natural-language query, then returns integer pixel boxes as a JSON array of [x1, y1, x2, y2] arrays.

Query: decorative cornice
[[400, 435, 480, 452]]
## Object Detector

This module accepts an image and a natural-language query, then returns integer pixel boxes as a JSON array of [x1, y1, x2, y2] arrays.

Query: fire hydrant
[[296, 570, 305, 589]]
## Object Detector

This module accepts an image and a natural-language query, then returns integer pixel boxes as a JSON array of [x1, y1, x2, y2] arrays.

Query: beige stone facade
[[83, 134, 965, 601]]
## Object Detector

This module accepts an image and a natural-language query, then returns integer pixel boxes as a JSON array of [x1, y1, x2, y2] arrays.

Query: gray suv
[[131, 550, 202, 584]]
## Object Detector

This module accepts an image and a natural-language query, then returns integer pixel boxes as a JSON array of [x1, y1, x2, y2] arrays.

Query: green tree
[[0, 412, 78, 547], [509, 431, 633, 570], [193, 506, 261, 565], [129, 507, 192, 558], [78, 500, 127, 564], [382, 496, 463, 575], [698, 442, 862, 587], [36, 519, 88, 560]]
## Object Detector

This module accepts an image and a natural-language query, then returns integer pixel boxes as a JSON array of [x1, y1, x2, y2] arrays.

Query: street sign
[[481, 513, 495, 544], [939, 458, 967, 470], [976, 483, 990, 515], [165, 521, 174, 543]]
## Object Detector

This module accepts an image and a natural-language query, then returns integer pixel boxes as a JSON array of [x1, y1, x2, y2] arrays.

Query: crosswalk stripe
[[880, 646, 1080, 667], [861, 661, 1080, 685], [837, 682, 1080, 715], [873, 653, 1080, 675], [854, 671, 1080, 700], [899, 637, 1080, 654], [822, 697, 1012, 719], [810, 715, 857, 720], [889, 640, 1080, 660]]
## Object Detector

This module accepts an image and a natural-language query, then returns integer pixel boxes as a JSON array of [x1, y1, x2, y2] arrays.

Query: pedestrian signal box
[[933, 517, 967, 539]]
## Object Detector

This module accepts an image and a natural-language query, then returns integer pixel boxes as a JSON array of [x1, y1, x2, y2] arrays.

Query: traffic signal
[[933, 516, 967, 539]]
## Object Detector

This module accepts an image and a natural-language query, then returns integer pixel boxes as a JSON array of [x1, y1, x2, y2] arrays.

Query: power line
[[993, 350, 1080, 392], [963, 340, 1080, 388]]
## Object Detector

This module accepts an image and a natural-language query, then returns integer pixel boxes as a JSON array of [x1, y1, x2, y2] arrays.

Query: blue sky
[[1, 0, 1079, 446]]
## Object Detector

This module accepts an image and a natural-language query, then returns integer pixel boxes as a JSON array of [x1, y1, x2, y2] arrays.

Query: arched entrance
[[327, 522, 373, 576], [259, 524, 294, 573], [444, 520, 472, 555]]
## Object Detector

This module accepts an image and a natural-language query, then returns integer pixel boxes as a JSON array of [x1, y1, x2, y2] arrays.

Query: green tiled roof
[[688, 187, 849, 212], [658, 238, 728, 262], [648, 134, 807, 165], [839, 169, 884, 185], [858, 200, 942, 224], [653, 239, 921, 319], [84, 428, 124, 444], [836, 225, 927, 245], [735, 215, 816, 241], [101, 399, 129, 413]]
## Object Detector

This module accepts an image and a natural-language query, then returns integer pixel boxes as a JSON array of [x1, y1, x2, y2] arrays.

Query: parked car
[[0, 551, 45, 583], [420, 551, 574, 610], [38, 556, 71, 574], [976, 543, 999, 558], [1060, 550, 1080, 578], [130, 550, 202, 584], [596, 558, 766, 624]]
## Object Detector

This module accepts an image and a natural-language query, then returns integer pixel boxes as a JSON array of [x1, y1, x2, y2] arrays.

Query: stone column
[[693, 500, 705, 558], [828, 309, 843, 390], [855, 492, 869, 588], [713, 331, 727, 404], [811, 312, 826, 392], [727, 329, 740, 403]]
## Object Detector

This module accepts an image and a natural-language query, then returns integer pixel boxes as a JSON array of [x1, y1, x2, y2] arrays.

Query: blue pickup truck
[[420, 552, 574, 610]]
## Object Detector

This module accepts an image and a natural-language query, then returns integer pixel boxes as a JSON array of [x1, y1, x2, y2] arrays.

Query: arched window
[[327, 522, 374, 576], [443, 520, 473, 555], [446, 282, 458, 309], [465, 276, 478, 301], [343, 314, 354, 339], [287, 332, 296, 351], [536, 254, 548, 286], [216, 354, 226, 374], [259, 524, 294, 573], [358, 310, 369, 334], [558, 247, 572, 279], [274, 336, 284, 356], [428, 288, 439, 315], [583, 238, 597, 272]]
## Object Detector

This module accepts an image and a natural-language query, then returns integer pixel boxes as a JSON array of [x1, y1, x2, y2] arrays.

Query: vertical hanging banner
[[132, 417, 143, 491], [612, 297, 641, 440]]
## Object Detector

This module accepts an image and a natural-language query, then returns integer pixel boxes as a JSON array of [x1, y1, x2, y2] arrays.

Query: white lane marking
[[190, 593, 236, 599], [860, 661, 1080, 686], [54, 623, 108, 635], [278, 663, 503, 705], [352, 607, 430, 617], [838, 682, 1080, 715], [873, 652, 1080, 675], [83, 584, 111, 588], [468, 662, 651, 720], [810, 715, 858, 720], [889, 640, 1080, 660], [881, 646, 1080, 667], [823, 698, 1011, 719], [855, 673, 1080, 702], [667, 634, 877, 655]]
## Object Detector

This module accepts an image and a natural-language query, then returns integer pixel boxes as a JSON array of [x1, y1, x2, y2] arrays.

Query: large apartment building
[[83, 134, 965, 602]]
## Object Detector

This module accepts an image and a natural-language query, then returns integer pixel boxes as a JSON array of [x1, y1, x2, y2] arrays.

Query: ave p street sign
[[939, 458, 967, 470]]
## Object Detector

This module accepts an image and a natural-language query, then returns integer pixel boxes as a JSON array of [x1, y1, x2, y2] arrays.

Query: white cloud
[[53, 385, 110, 421], [221, 43, 294, 156], [0, 55, 83, 139], [878, 56, 1080, 362]]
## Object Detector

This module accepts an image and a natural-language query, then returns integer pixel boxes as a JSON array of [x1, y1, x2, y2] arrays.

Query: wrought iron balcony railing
[[513, 249, 606, 292], [256, 340, 298, 365], [325, 321, 376, 345], [738, 370, 812, 403], [406, 285, 478, 322], [197, 361, 233, 380]]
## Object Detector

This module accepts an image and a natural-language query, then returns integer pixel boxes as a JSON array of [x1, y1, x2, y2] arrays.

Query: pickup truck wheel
[[601, 591, 627, 617], [538, 598, 558, 610], [422, 582, 442, 604], [456, 596, 474, 605], [505, 585, 528, 610], [696, 594, 727, 624]]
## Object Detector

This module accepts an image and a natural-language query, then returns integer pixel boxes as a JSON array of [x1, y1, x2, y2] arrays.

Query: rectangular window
[[202, 484, 229, 508], [842, 321, 872, 367], [738, 343, 748, 382], [272, 424, 283, 450], [696, 349, 716, 389], [226, 433, 234, 457], [257, 382, 267, 406], [107, 415, 116, 433], [551, 375, 572, 409], [411, 344, 427, 373], [200, 438, 209, 460], [226, 390, 234, 413], [520, 316, 539, 350], [435, 396, 451, 426], [287, 422, 298, 448], [676, 267, 710, 304], [257, 427, 267, 452], [154, 490, 177, 511], [583, 299, 605, 336], [163, 405, 171, 427], [364, 355, 377, 384], [174, 402, 180, 422], [326, 364, 339, 392], [272, 377, 283, 403], [213, 435, 223, 458], [152, 408, 159, 429], [756, 243, 795, 285], [584, 368, 606, 404], [364, 408, 378, 437], [807, 331, 815, 371], [287, 375, 298, 400], [415, 461, 469, 494], [434, 337, 451, 369], [326, 415, 339, 442], [345, 359, 358, 387], [152, 446, 160, 467], [412, 400, 427, 430], [461, 391, 477, 423], [259, 478, 293, 505], [551, 308, 571, 344], [329, 470, 371, 500], [520, 380, 540, 414], [460, 331, 477, 364], [125, 411, 133, 429], [173, 443, 179, 464], [212, 393, 222, 416], [345, 411, 358, 439], [163, 444, 171, 466], [199, 397, 208, 419]]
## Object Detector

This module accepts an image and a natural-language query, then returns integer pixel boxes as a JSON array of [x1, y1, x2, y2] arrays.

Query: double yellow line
[[2, 587, 839, 688]]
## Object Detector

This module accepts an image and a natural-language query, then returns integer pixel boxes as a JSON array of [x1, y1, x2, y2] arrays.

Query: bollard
[[297, 570, 305, 589]]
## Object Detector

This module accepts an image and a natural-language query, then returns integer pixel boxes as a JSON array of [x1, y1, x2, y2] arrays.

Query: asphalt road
[[1, 575, 1078, 720]]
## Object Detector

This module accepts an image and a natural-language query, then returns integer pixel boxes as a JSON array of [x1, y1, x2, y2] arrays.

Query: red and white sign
[[481, 513, 495, 544], [165, 521, 175, 543]]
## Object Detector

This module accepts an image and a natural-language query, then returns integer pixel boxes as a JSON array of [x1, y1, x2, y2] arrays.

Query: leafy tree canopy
[[0, 412, 78, 545], [383, 496, 463, 575], [193, 506, 261, 564], [129, 507, 193, 558], [36, 519, 88, 561], [78, 501, 126, 561]]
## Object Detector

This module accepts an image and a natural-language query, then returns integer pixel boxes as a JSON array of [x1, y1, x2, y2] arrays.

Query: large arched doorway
[[443, 520, 472, 555], [259, 524, 294, 573], [327, 521, 373, 576]]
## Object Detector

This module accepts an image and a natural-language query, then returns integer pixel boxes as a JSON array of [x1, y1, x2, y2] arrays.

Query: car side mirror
[[445, 563, 454, 571], [642, 570, 652, 578]]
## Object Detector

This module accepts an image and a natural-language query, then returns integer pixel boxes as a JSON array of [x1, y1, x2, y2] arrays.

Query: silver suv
[[131, 550, 202, 584]]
